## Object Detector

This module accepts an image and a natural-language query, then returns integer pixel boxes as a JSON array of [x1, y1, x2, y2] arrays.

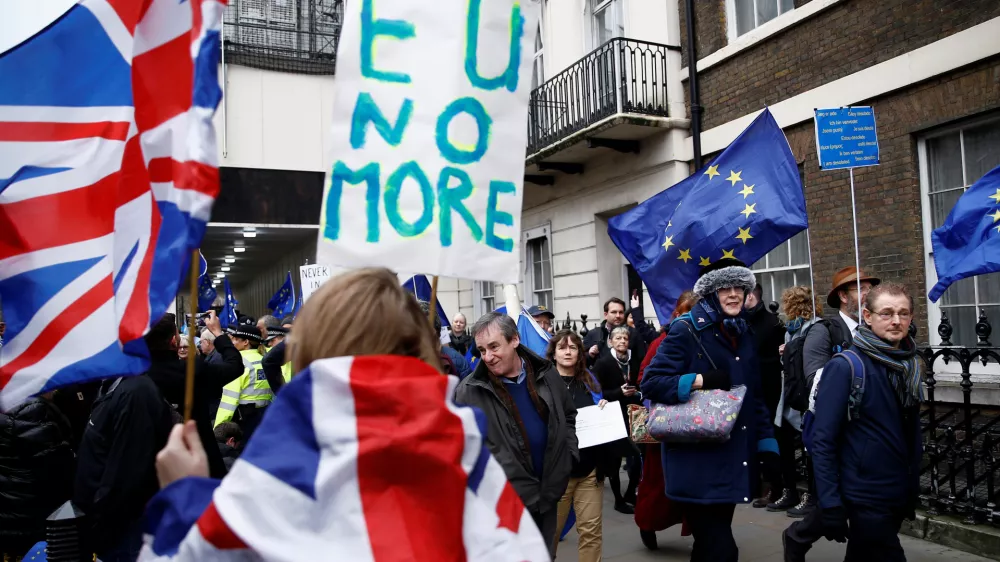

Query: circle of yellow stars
[[990, 188, 1000, 234], [663, 164, 759, 266]]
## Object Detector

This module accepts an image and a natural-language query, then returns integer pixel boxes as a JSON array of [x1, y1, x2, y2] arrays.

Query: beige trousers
[[554, 469, 603, 562]]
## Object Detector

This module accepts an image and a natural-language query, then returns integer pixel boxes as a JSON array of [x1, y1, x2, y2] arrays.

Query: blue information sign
[[814, 107, 879, 170]]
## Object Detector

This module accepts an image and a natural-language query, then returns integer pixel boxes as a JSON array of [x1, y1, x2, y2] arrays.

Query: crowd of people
[[0, 259, 924, 561]]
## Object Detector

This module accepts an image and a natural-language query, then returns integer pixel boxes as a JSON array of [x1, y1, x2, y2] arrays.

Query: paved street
[[555, 476, 992, 561]]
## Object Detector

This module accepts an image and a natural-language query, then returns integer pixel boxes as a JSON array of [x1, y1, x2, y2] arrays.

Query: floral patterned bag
[[647, 385, 747, 443], [628, 403, 658, 444], [644, 319, 746, 443]]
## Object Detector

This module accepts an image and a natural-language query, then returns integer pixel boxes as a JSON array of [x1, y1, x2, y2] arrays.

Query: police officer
[[264, 323, 293, 384], [215, 319, 272, 438]]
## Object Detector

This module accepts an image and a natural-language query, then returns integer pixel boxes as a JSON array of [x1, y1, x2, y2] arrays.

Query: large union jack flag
[[0, 0, 225, 409], [138, 356, 550, 561]]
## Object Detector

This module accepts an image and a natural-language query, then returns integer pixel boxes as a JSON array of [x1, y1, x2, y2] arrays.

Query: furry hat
[[693, 258, 756, 298]]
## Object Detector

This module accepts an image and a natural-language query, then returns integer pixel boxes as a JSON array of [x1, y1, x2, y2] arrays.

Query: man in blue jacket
[[804, 282, 922, 562], [641, 258, 779, 562]]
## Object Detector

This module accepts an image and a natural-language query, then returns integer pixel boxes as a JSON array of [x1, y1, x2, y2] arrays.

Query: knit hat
[[693, 257, 756, 298]]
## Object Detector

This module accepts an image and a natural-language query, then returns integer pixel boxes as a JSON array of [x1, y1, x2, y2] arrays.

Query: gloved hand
[[700, 369, 731, 391], [757, 451, 781, 484], [821, 506, 849, 543]]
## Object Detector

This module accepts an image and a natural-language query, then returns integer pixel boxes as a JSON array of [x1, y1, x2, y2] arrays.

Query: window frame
[[918, 113, 1000, 350], [749, 231, 812, 308], [725, 0, 795, 42], [523, 224, 554, 310], [532, 15, 545, 90], [589, 0, 625, 49], [474, 280, 497, 319]]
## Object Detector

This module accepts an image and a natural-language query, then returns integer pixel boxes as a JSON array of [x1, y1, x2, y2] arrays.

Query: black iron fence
[[526, 38, 673, 155], [557, 308, 1000, 526], [223, 0, 342, 75]]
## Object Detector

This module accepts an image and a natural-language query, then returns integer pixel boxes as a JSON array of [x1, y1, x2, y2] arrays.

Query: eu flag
[[268, 272, 297, 318], [401, 275, 451, 329], [197, 273, 217, 312], [929, 164, 1000, 302], [293, 285, 303, 318], [609, 109, 808, 322], [221, 278, 239, 329]]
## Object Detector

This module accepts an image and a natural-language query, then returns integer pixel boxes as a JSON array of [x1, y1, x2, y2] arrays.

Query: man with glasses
[[806, 283, 922, 561], [783, 266, 879, 560]]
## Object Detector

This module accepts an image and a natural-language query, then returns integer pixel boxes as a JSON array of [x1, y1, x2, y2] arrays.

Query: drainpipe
[[684, 0, 702, 169]]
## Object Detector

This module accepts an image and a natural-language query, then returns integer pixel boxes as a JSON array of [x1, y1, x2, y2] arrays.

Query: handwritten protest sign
[[316, 0, 540, 283], [299, 264, 332, 302]]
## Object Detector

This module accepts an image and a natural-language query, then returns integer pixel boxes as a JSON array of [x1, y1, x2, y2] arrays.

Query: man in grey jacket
[[455, 312, 578, 556]]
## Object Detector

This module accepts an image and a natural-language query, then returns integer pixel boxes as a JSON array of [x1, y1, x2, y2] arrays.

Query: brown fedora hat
[[827, 266, 881, 309]]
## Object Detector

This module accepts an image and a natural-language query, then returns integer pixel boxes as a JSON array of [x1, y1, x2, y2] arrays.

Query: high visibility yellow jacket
[[215, 348, 272, 427], [281, 362, 293, 383]]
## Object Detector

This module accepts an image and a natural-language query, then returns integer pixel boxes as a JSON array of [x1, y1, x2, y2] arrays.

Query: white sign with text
[[299, 264, 332, 302], [316, 0, 540, 283]]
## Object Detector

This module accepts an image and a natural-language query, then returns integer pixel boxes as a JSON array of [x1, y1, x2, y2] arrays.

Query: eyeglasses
[[871, 310, 912, 321]]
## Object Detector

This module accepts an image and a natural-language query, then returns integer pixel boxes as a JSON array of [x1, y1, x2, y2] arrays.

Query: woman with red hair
[[633, 291, 699, 550]]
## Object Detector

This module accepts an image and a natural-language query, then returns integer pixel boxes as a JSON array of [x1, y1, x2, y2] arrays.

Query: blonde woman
[[145, 268, 550, 561], [767, 286, 823, 513]]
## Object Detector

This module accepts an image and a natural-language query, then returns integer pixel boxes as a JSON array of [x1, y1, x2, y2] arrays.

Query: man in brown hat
[[783, 266, 879, 560]]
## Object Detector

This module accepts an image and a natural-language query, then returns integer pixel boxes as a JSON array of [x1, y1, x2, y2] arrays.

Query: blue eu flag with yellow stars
[[221, 278, 239, 329], [609, 108, 808, 322], [268, 272, 297, 318], [197, 273, 217, 312], [929, 164, 1000, 302]]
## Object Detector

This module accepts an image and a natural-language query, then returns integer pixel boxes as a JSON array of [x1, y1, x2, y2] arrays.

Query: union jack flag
[[0, 0, 225, 409], [138, 356, 550, 561]]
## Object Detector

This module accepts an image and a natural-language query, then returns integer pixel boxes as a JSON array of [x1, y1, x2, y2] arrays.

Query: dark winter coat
[[454, 346, 578, 513], [582, 306, 658, 367], [0, 398, 75, 556], [811, 350, 922, 511], [746, 303, 786, 418], [449, 332, 473, 357], [74, 375, 173, 554], [147, 334, 244, 478], [592, 350, 643, 462], [218, 442, 241, 471], [640, 300, 776, 505]]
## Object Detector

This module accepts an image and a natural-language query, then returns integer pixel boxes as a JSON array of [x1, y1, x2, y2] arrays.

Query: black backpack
[[782, 319, 849, 412]]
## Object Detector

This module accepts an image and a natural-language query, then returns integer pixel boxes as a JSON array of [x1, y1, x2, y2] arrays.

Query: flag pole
[[805, 228, 817, 320], [848, 168, 863, 322], [184, 249, 199, 422], [428, 275, 439, 328]]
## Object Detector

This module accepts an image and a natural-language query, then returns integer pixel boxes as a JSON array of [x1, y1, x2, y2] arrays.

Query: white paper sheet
[[575, 401, 628, 449]]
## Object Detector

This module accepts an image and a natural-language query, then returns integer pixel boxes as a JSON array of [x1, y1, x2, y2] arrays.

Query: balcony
[[222, 0, 343, 75], [525, 38, 684, 185]]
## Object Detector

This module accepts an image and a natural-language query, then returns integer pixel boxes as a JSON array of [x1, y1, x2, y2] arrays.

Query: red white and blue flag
[[0, 0, 225, 408], [138, 355, 550, 561]]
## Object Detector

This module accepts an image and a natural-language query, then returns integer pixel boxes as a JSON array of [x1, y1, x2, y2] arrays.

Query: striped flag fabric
[[0, 0, 225, 408], [495, 305, 551, 358], [138, 355, 550, 561]]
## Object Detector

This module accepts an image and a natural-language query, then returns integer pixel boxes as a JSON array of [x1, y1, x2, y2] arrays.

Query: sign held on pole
[[315, 0, 541, 283], [814, 107, 879, 170], [299, 264, 332, 302]]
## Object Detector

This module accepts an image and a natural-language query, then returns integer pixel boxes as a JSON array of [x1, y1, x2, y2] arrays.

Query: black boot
[[640, 530, 658, 550], [614, 499, 635, 514], [753, 486, 781, 508], [786, 492, 816, 518], [767, 488, 799, 512]]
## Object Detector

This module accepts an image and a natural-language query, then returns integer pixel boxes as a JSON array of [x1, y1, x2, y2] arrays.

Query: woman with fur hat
[[641, 258, 779, 562]]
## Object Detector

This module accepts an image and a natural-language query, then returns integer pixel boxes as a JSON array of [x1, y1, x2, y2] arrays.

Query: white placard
[[299, 264, 332, 302], [575, 401, 629, 449], [316, 0, 540, 283]]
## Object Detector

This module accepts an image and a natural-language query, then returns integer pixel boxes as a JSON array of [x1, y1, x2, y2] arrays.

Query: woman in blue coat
[[641, 258, 779, 562]]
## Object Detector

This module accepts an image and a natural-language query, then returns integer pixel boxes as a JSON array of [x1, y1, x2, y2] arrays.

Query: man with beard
[[583, 294, 658, 366]]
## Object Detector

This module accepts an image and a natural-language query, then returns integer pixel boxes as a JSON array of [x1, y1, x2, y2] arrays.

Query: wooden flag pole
[[427, 275, 439, 328], [184, 249, 199, 422]]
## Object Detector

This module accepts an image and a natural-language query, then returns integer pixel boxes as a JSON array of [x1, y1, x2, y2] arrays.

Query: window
[[591, 0, 624, 47], [527, 238, 553, 310], [477, 281, 497, 317], [532, 21, 544, 90], [750, 230, 812, 310], [728, 0, 794, 39], [920, 117, 1000, 347]]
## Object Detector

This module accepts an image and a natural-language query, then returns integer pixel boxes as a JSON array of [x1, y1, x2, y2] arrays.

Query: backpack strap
[[834, 349, 866, 421], [676, 318, 718, 371]]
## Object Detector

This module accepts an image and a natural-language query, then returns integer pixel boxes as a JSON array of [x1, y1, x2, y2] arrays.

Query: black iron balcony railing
[[222, 0, 343, 75], [526, 38, 673, 156], [558, 308, 1000, 526]]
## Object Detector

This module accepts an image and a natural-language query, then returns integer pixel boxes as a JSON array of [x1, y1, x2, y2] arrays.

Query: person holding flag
[[616, 108, 805, 562]]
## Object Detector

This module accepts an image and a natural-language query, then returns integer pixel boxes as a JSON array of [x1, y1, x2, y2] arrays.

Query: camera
[[185, 312, 210, 329]]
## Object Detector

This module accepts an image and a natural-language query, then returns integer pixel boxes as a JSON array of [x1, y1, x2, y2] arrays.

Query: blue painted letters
[[360, 0, 416, 83]]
